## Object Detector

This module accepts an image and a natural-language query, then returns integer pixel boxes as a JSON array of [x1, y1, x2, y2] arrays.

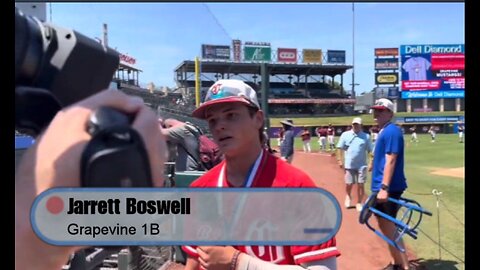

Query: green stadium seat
[[174, 171, 205, 187]]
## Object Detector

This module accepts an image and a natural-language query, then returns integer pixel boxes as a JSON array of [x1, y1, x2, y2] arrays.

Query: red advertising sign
[[375, 48, 399, 57], [119, 53, 136, 65], [232, 40, 241, 62], [277, 48, 297, 63], [430, 53, 464, 70], [401, 80, 442, 90]]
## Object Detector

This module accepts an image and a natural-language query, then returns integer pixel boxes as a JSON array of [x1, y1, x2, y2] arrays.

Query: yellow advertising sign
[[302, 49, 323, 64], [375, 73, 399, 84]]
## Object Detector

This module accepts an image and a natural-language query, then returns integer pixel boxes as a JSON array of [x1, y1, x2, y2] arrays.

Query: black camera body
[[15, 8, 153, 189], [15, 7, 120, 135]]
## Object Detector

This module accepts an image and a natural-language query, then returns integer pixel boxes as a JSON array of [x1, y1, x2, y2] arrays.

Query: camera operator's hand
[[15, 90, 167, 270]]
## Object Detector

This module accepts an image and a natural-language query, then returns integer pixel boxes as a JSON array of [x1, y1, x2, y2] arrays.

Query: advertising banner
[[244, 42, 271, 61], [119, 53, 136, 65], [400, 44, 464, 93], [327, 50, 346, 63], [232, 40, 241, 62], [302, 49, 323, 64], [375, 48, 399, 57], [375, 87, 399, 99], [201, 44, 231, 60], [388, 87, 400, 99], [375, 72, 399, 85], [277, 48, 297, 63], [268, 98, 355, 104], [375, 87, 388, 99], [401, 90, 464, 99], [403, 116, 461, 123], [375, 58, 399, 70]]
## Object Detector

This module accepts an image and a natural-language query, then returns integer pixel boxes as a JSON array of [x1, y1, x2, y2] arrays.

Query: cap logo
[[375, 100, 384, 106], [211, 83, 222, 95]]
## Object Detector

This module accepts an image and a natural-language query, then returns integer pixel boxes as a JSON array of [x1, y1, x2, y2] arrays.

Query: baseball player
[[458, 121, 464, 143], [327, 123, 335, 152], [428, 125, 436, 143], [182, 79, 340, 270], [409, 125, 419, 143], [316, 126, 327, 152], [300, 127, 312, 153]]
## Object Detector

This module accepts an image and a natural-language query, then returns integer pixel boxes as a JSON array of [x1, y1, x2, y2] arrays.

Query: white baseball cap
[[352, 117, 362, 125], [192, 79, 260, 119], [371, 98, 394, 112], [280, 119, 295, 127]]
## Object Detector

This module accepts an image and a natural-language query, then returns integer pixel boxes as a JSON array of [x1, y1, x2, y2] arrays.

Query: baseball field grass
[[279, 133, 465, 269], [401, 134, 464, 270], [269, 111, 465, 127]]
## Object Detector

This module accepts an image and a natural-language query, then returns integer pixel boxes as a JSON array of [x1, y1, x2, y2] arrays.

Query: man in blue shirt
[[370, 98, 409, 270], [336, 117, 373, 212]]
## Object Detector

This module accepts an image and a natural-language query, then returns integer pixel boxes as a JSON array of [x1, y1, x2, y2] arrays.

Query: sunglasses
[[205, 85, 258, 108]]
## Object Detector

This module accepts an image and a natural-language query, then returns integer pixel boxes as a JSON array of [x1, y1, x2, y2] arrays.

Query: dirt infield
[[292, 151, 419, 270], [430, 167, 464, 179]]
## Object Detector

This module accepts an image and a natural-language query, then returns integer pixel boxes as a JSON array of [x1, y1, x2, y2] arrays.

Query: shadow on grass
[[410, 258, 461, 270]]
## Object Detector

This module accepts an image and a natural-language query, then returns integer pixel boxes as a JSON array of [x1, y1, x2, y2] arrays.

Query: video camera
[[15, 8, 156, 269], [15, 7, 120, 136]]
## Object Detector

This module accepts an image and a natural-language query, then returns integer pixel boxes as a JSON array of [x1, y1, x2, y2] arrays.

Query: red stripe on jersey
[[291, 238, 341, 264], [182, 245, 198, 258], [293, 247, 340, 264]]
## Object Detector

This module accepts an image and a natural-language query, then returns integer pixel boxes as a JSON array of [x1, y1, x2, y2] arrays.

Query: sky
[[21, 2, 464, 95]]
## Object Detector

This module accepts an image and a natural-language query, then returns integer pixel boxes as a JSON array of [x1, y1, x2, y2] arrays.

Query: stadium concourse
[[173, 60, 356, 119]]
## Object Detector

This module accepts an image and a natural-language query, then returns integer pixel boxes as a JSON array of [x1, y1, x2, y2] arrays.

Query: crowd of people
[[274, 122, 464, 153]]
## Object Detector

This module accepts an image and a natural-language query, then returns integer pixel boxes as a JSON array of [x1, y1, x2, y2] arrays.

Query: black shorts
[[373, 191, 403, 218]]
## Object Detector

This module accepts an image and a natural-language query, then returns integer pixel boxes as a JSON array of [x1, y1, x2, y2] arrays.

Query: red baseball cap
[[371, 98, 394, 111]]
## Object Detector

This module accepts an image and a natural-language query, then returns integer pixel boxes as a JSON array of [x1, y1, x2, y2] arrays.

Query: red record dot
[[46, 196, 64, 214]]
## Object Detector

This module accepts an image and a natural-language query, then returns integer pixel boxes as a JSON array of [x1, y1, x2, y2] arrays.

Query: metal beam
[[261, 63, 270, 129]]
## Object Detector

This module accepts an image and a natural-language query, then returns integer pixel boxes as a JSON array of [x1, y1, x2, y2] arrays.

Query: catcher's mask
[[359, 193, 432, 252]]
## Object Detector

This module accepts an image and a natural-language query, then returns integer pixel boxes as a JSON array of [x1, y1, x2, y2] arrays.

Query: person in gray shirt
[[159, 118, 201, 171], [159, 118, 203, 264], [280, 119, 296, 163]]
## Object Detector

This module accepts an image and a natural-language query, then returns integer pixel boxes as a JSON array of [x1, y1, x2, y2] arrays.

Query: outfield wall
[[391, 98, 463, 113]]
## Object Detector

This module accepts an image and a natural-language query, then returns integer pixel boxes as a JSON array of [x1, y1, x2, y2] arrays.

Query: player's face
[[205, 102, 264, 156], [373, 108, 392, 127], [352, 123, 361, 133]]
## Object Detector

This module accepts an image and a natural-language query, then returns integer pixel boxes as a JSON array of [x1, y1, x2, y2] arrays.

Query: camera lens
[[15, 7, 44, 85]]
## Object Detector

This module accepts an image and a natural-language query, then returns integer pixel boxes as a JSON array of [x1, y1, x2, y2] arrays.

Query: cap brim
[[352, 121, 362, 124], [370, 105, 389, 110], [280, 121, 294, 126], [192, 97, 253, 119]]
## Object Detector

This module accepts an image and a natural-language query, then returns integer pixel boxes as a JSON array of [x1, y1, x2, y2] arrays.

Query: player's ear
[[254, 110, 264, 129]]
